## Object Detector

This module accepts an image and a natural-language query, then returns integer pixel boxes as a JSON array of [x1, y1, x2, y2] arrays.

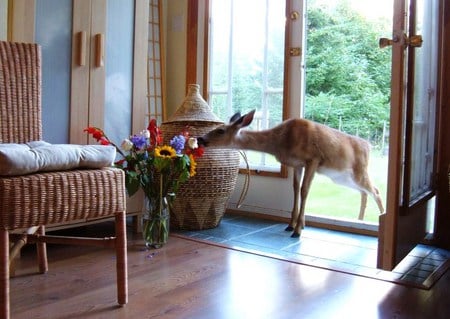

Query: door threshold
[[226, 209, 379, 237]]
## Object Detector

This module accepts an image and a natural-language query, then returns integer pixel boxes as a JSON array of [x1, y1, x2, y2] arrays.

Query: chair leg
[[1, 229, 10, 319], [36, 226, 48, 274], [115, 211, 128, 305]]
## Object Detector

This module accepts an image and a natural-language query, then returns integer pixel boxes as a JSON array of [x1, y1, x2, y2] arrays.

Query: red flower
[[181, 126, 190, 140], [147, 119, 163, 146], [193, 146, 205, 158], [99, 137, 111, 145], [115, 159, 126, 166], [186, 146, 205, 158], [84, 127, 107, 143]]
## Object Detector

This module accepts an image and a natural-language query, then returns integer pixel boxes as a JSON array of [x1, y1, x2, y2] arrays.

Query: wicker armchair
[[0, 41, 128, 318]]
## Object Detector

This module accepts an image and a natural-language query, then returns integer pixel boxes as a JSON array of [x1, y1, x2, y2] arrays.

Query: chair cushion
[[0, 141, 116, 176]]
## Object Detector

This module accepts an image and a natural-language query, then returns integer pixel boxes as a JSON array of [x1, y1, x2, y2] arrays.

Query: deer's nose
[[197, 137, 208, 147]]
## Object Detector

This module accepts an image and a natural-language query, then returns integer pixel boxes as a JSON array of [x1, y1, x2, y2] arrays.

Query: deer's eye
[[216, 128, 225, 135]]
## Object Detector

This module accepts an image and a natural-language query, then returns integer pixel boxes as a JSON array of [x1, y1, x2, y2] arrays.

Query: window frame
[[187, 0, 291, 178]]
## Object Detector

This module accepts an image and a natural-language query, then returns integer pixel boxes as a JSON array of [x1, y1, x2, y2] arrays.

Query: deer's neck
[[235, 130, 278, 155]]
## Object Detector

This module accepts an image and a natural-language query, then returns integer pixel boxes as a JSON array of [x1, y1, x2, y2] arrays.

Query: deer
[[196, 109, 385, 238]]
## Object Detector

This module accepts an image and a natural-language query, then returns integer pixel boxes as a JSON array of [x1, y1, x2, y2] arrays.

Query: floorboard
[[9, 222, 450, 319]]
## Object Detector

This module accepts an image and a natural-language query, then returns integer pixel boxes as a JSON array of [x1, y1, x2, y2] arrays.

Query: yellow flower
[[155, 145, 177, 159], [189, 154, 197, 177]]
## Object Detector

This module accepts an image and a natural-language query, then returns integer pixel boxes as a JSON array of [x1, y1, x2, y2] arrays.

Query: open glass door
[[378, 0, 439, 270]]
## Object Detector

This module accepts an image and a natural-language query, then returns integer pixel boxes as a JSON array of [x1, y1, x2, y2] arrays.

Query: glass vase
[[142, 196, 170, 249]]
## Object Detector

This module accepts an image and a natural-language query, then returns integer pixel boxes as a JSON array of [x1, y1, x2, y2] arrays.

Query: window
[[207, 0, 288, 173], [200, 0, 392, 226], [147, 0, 165, 123]]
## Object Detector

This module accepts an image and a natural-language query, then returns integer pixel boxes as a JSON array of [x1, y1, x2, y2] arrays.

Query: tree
[[305, 1, 391, 146]]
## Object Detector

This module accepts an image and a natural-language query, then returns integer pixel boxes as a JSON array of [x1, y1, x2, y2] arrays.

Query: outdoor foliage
[[305, 1, 392, 146], [209, 0, 392, 148]]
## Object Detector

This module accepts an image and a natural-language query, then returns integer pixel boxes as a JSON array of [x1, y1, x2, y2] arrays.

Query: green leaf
[[125, 172, 140, 197]]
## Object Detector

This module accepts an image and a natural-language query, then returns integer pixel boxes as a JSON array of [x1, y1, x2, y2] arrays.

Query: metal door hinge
[[379, 34, 423, 49], [289, 47, 301, 57]]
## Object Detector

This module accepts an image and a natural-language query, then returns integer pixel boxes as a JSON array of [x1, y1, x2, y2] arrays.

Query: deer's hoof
[[285, 226, 294, 232], [290, 232, 300, 238]]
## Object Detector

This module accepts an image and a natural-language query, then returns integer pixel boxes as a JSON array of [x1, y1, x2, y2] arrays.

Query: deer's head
[[197, 110, 256, 148]]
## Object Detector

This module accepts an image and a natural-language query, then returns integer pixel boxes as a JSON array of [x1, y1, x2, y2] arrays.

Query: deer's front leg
[[285, 166, 303, 232], [292, 161, 319, 238]]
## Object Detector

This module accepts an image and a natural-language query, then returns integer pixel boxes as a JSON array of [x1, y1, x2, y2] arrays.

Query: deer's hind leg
[[286, 166, 303, 232], [371, 186, 384, 213], [356, 173, 385, 220]]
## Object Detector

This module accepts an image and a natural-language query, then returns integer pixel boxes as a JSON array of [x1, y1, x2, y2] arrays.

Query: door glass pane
[[35, 0, 72, 143], [408, 0, 438, 202], [208, 0, 286, 172], [104, 0, 134, 146], [304, 0, 392, 223]]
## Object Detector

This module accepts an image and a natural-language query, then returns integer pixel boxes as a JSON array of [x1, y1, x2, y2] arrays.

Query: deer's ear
[[232, 110, 255, 128], [229, 112, 242, 124], [241, 110, 256, 127]]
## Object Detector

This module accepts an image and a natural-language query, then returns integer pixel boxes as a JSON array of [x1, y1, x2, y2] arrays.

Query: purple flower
[[130, 134, 147, 150], [170, 135, 185, 154]]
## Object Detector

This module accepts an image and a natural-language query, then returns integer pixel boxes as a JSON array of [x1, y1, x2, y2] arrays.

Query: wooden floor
[[10, 223, 450, 319]]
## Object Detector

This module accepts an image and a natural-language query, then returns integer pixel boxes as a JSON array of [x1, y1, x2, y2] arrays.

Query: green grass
[[244, 150, 388, 224], [306, 152, 388, 223]]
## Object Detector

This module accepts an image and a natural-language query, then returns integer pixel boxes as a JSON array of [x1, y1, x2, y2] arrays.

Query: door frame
[[378, 0, 446, 270], [434, 1, 450, 249], [377, 0, 407, 271]]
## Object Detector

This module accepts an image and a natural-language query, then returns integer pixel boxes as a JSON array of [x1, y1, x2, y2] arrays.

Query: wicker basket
[[161, 84, 239, 230]]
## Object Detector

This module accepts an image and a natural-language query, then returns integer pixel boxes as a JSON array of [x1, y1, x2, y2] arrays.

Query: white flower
[[141, 129, 151, 139], [188, 137, 198, 149], [121, 139, 133, 151]]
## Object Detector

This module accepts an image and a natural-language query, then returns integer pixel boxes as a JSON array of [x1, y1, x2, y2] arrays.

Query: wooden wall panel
[[435, 0, 450, 249], [8, 0, 35, 43]]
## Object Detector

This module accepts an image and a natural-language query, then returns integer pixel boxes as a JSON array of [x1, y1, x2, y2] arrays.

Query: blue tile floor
[[174, 214, 450, 288]]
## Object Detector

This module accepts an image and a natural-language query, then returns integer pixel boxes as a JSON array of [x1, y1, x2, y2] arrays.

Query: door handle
[[77, 31, 87, 66], [379, 36, 399, 48], [95, 33, 105, 67]]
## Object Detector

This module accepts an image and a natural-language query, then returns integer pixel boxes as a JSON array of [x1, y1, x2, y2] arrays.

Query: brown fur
[[198, 110, 384, 237]]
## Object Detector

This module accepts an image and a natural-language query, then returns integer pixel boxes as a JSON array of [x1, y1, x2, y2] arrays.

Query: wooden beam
[[186, 0, 198, 89]]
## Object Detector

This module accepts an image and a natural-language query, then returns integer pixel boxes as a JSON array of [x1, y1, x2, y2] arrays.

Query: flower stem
[[159, 174, 163, 218]]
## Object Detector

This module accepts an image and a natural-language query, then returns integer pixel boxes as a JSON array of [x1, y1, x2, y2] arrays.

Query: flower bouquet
[[85, 120, 203, 248]]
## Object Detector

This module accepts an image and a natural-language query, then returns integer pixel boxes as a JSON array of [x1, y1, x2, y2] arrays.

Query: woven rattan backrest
[[0, 41, 42, 143]]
